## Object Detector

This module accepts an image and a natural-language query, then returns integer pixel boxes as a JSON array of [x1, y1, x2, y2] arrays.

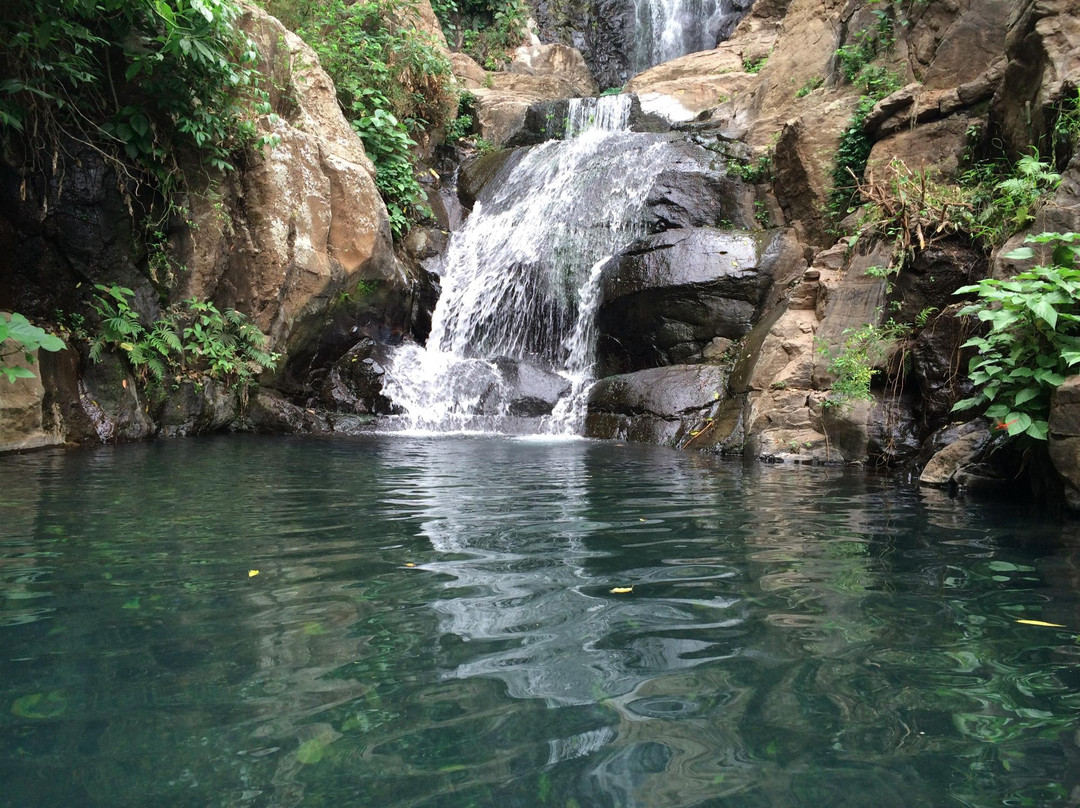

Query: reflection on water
[[0, 436, 1078, 808]]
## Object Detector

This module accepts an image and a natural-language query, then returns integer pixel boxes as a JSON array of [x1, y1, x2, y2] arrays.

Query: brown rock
[[180, 6, 397, 373], [867, 116, 974, 179], [1049, 376, 1080, 437], [919, 426, 992, 486], [0, 342, 62, 453]]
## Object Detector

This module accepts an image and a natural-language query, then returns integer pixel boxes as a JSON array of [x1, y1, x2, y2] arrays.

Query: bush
[[89, 285, 279, 393], [952, 232, 1080, 440], [1, 0, 265, 192]]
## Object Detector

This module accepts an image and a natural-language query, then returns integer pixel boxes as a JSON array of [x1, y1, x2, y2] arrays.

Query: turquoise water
[[0, 435, 1077, 808]]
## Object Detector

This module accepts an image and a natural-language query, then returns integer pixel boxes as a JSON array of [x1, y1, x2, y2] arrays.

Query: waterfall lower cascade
[[633, 0, 754, 72], [382, 96, 669, 435]]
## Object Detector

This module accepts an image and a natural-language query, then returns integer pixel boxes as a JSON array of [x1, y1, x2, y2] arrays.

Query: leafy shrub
[[743, 55, 768, 74], [952, 232, 1080, 440], [431, 0, 528, 67], [835, 9, 893, 82], [1, 0, 265, 193], [961, 151, 1061, 246], [820, 321, 906, 409], [89, 285, 279, 392], [0, 313, 65, 383]]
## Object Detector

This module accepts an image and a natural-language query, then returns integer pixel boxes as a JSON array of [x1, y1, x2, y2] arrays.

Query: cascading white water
[[633, 0, 753, 72], [382, 97, 672, 435]]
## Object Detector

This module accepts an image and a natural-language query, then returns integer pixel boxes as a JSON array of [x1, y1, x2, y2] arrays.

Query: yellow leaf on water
[[248, 569, 260, 577], [610, 586, 634, 594], [1015, 619, 1066, 628], [405, 562, 416, 567]]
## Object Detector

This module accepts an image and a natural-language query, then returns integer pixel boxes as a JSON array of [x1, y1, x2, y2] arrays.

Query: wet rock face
[[644, 141, 756, 231], [319, 338, 398, 416], [1048, 377, 1080, 510], [490, 358, 572, 417], [585, 363, 726, 445], [596, 228, 771, 374]]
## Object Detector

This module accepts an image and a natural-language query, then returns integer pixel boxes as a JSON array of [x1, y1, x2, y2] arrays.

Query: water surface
[[0, 436, 1077, 807]]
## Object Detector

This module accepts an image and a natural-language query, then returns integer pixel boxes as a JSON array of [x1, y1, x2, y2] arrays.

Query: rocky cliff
[[0, 4, 417, 447], [3, 0, 1079, 510]]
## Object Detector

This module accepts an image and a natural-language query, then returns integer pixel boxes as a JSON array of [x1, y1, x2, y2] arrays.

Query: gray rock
[[319, 338, 398, 415], [586, 363, 726, 446], [159, 380, 238, 437], [643, 141, 755, 231], [596, 228, 772, 374], [1048, 376, 1080, 509], [918, 422, 993, 487], [491, 358, 571, 416]]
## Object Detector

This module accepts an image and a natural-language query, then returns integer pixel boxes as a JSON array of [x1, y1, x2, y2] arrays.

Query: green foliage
[[1, 0, 265, 190], [827, 67, 902, 223], [729, 151, 773, 184], [1051, 87, 1080, 163], [0, 313, 65, 383], [430, 0, 528, 68], [259, 0, 456, 238], [820, 320, 905, 409], [444, 91, 477, 144], [796, 77, 824, 98], [960, 151, 1061, 246], [89, 285, 279, 392], [743, 55, 768, 74], [835, 9, 894, 82], [951, 232, 1080, 441]]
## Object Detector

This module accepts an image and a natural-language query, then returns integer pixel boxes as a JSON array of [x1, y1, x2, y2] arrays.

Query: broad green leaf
[[984, 404, 1009, 418], [1028, 297, 1057, 328], [1026, 420, 1049, 440], [1002, 246, 1034, 260], [1013, 387, 1040, 406], [1006, 412, 1032, 437]]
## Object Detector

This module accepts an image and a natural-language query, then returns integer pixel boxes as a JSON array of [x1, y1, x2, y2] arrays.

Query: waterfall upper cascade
[[382, 97, 676, 435], [633, 0, 754, 73]]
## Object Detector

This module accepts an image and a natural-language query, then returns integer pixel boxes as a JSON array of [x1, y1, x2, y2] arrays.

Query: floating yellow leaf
[[248, 569, 260, 577], [1015, 619, 1066, 628], [610, 586, 634, 594], [405, 562, 416, 567]]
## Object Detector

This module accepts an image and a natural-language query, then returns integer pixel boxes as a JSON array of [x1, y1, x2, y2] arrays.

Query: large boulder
[[1048, 376, 1080, 510], [179, 6, 404, 390], [586, 363, 727, 446], [596, 229, 774, 374], [0, 343, 63, 452]]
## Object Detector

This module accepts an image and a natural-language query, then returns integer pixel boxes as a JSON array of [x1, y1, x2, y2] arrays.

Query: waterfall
[[632, 0, 754, 72], [382, 99, 673, 435]]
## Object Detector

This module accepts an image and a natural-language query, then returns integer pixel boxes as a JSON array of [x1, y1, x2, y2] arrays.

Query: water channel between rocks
[[1, 435, 1077, 808]]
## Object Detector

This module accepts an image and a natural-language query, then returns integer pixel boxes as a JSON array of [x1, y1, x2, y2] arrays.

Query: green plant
[[0, 313, 65, 383], [951, 232, 1080, 440], [796, 77, 824, 98], [835, 9, 894, 82], [754, 200, 770, 228], [599, 86, 623, 97], [1051, 88, 1080, 164], [729, 151, 773, 184], [964, 150, 1061, 245], [2, 1, 266, 199], [743, 55, 768, 74], [89, 285, 278, 392], [820, 320, 906, 409]]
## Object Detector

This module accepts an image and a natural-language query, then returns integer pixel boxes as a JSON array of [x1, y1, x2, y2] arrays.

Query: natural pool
[[0, 435, 1077, 808]]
